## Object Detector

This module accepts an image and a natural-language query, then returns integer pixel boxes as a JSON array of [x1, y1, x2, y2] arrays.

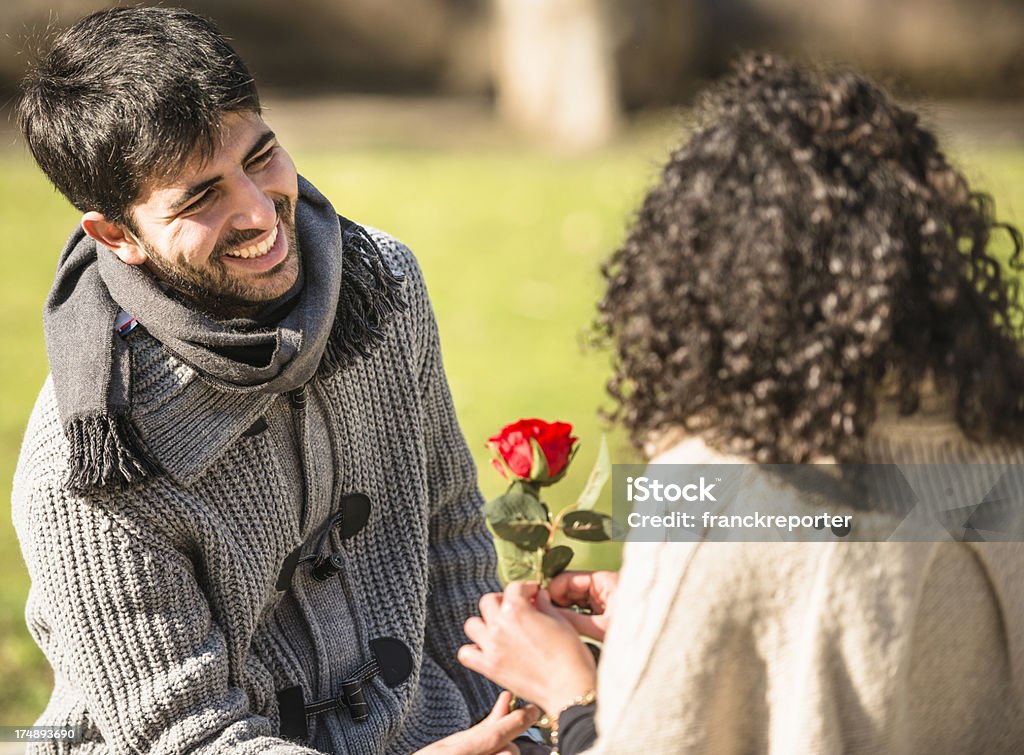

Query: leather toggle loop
[[276, 493, 373, 590], [311, 552, 344, 582], [275, 640, 412, 737], [307, 493, 372, 581], [341, 679, 369, 722], [276, 545, 303, 591]]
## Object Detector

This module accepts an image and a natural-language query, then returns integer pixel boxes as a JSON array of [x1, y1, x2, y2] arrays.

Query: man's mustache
[[215, 197, 293, 258]]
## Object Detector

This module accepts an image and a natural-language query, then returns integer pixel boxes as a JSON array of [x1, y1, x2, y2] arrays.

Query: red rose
[[487, 418, 578, 484]]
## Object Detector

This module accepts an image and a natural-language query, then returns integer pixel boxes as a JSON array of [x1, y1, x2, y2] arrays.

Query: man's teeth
[[225, 225, 278, 259]]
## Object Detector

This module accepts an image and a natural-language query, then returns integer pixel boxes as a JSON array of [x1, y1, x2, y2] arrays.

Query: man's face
[[123, 111, 300, 314]]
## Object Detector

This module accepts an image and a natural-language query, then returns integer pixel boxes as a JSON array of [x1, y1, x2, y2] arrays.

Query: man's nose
[[231, 175, 277, 230]]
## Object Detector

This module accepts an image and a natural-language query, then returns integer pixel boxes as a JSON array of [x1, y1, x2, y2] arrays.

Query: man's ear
[[81, 211, 149, 266]]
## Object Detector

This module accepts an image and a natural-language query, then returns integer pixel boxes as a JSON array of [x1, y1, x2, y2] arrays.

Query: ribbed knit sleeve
[[417, 344, 503, 721], [382, 236, 503, 722], [13, 412, 320, 755]]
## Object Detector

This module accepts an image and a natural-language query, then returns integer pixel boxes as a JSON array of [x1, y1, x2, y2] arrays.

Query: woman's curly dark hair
[[598, 54, 1024, 462]]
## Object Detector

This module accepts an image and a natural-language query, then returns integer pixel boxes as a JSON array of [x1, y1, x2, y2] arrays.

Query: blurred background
[[0, 0, 1022, 729]]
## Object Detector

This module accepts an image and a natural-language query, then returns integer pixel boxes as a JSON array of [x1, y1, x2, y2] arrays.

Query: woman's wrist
[[538, 673, 597, 726], [542, 690, 593, 720], [547, 690, 597, 747]]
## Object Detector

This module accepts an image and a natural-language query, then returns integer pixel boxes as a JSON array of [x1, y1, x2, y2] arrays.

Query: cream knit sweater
[[13, 232, 500, 754], [587, 417, 1024, 753]]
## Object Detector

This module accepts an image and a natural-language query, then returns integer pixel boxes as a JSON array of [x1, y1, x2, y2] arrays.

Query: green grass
[[0, 133, 1022, 724]]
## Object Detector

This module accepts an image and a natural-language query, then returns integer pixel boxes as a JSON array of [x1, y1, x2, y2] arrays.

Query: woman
[[458, 55, 1024, 753]]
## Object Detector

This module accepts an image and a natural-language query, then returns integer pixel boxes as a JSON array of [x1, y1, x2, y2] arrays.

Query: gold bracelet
[[548, 690, 597, 747]]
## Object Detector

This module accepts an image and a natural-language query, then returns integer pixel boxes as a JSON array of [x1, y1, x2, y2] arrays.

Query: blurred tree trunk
[[493, 0, 619, 150]]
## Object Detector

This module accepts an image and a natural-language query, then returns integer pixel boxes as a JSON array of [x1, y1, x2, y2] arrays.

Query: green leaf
[[528, 437, 549, 482], [485, 484, 550, 549], [485, 482, 549, 526], [491, 520, 550, 550], [561, 510, 616, 542], [542, 545, 574, 579], [490, 526, 543, 583], [575, 435, 610, 511], [503, 559, 539, 582]]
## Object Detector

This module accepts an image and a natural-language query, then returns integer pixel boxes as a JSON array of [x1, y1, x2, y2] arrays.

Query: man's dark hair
[[598, 54, 1024, 462], [17, 6, 261, 227]]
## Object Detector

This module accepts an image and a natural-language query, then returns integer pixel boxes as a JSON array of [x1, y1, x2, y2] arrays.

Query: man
[[12, 7, 527, 753]]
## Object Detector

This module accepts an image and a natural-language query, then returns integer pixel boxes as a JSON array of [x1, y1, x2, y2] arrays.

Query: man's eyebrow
[[243, 130, 278, 164], [168, 175, 220, 214], [167, 130, 278, 214]]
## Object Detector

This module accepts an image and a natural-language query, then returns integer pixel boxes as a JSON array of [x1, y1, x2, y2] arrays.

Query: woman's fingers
[[503, 580, 539, 609], [547, 571, 595, 607], [474, 692, 539, 753], [503, 705, 541, 734], [548, 570, 619, 618], [555, 608, 608, 641], [461, 580, 601, 710], [457, 643, 488, 676], [464, 615, 488, 646], [533, 588, 556, 614], [489, 698, 540, 739], [479, 591, 503, 622], [534, 590, 586, 626], [486, 690, 514, 719]]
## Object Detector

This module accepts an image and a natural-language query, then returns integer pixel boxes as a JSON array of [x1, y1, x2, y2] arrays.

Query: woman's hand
[[415, 690, 539, 754], [547, 570, 619, 642], [458, 582, 597, 716]]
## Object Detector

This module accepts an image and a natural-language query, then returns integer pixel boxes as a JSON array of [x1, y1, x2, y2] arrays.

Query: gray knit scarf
[[44, 176, 405, 492]]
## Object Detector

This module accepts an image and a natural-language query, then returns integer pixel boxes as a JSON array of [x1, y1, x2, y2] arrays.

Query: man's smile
[[219, 217, 291, 274], [223, 223, 278, 259]]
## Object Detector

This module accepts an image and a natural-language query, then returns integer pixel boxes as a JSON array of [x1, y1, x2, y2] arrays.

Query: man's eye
[[248, 148, 276, 170], [181, 191, 213, 214]]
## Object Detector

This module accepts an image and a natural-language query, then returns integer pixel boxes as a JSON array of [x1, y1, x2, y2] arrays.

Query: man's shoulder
[[360, 225, 426, 292], [14, 376, 67, 482], [12, 376, 78, 524], [355, 224, 436, 338]]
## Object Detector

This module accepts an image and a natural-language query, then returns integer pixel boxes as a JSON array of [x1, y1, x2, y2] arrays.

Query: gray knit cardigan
[[12, 231, 501, 754]]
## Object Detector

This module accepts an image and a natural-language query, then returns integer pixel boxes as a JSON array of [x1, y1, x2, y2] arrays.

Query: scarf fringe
[[319, 225, 408, 377], [65, 413, 160, 492]]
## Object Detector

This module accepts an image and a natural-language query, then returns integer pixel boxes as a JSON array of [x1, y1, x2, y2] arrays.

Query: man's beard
[[142, 196, 301, 320]]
